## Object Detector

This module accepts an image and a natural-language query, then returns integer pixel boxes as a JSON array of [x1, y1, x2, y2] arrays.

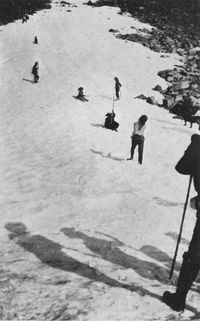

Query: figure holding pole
[[163, 134, 200, 312], [114, 77, 121, 101]]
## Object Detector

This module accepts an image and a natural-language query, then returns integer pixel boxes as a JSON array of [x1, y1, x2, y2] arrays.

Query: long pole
[[112, 95, 115, 112], [169, 175, 193, 279]]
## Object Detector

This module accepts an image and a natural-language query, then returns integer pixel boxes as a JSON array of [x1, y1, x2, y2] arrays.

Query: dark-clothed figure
[[163, 134, 200, 312], [22, 14, 29, 23], [104, 111, 119, 131], [127, 115, 148, 164], [22, 16, 27, 23], [181, 95, 193, 126], [34, 36, 38, 44], [76, 87, 88, 102], [114, 77, 121, 100], [32, 62, 39, 83]]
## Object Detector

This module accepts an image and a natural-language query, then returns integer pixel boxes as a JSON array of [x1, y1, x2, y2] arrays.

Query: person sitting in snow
[[32, 62, 39, 83], [76, 87, 88, 102], [162, 134, 200, 312], [104, 111, 119, 132]]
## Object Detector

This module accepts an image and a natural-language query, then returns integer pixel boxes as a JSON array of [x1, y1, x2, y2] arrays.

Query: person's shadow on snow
[[61, 227, 171, 284], [91, 123, 104, 128], [90, 149, 125, 162], [165, 232, 190, 246], [4, 222, 160, 300], [139, 245, 181, 271], [23, 78, 35, 84]]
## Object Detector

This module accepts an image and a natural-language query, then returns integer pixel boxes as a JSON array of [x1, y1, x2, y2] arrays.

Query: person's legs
[[163, 216, 200, 311], [127, 137, 138, 160], [116, 89, 119, 100], [138, 139, 144, 164], [163, 252, 199, 311]]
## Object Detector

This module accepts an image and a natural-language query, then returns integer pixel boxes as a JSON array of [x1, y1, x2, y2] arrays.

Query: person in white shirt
[[127, 115, 148, 164]]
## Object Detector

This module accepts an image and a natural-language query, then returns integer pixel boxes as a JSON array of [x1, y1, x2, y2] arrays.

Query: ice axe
[[110, 96, 115, 125], [169, 175, 192, 279]]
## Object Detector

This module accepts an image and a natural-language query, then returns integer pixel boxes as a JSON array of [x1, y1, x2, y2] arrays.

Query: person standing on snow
[[32, 62, 39, 83], [22, 14, 29, 23], [181, 94, 194, 126], [127, 115, 148, 164], [162, 134, 200, 312], [34, 36, 38, 44], [114, 77, 121, 100]]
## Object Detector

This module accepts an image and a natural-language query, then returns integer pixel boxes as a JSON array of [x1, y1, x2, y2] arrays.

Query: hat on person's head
[[139, 114, 148, 126], [140, 114, 148, 122]]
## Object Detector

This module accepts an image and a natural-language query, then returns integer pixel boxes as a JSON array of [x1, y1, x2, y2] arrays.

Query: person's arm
[[132, 122, 138, 137]]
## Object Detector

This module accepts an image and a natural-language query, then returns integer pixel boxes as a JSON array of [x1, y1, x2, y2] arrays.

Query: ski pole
[[112, 95, 115, 113], [169, 175, 193, 279]]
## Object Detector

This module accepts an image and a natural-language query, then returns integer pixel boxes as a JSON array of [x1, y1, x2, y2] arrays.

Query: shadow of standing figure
[[61, 227, 170, 284], [90, 149, 124, 161], [4, 222, 145, 293], [4, 222, 164, 301], [139, 245, 181, 271]]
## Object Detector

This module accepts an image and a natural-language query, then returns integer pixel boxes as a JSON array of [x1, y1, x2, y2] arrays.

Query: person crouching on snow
[[104, 111, 119, 131], [127, 114, 148, 164], [76, 87, 88, 102]]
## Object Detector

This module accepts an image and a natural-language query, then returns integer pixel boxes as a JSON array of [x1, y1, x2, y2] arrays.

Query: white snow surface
[[0, 1, 200, 320]]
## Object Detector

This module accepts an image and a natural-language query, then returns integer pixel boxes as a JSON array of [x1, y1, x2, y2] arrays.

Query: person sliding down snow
[[32, 62, 39, 83], [76, 87, 88, 102], [104, 111, 119, 131]]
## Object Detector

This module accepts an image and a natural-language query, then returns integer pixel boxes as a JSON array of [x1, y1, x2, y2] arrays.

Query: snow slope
[[0, 1, 200, 320]]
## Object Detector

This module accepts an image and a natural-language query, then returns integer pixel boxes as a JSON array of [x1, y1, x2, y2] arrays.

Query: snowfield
[[0, 1, 200, 320]]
